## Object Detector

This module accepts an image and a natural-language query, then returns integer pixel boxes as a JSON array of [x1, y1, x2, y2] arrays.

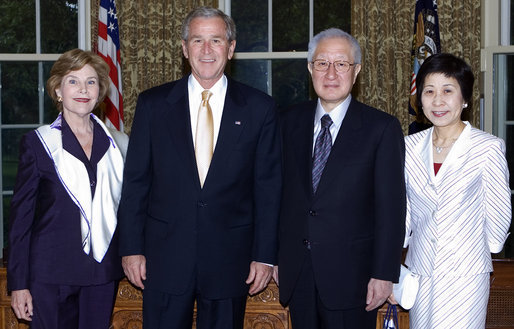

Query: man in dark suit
[[275, 28, 406, 329], [117, 7, 281, 329]]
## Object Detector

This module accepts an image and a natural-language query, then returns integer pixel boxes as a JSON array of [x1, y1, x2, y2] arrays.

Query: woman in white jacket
[[397, 53, 511, 329]]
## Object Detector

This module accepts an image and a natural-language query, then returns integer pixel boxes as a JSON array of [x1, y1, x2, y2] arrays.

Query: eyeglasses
[[311, 59, 355, 73]]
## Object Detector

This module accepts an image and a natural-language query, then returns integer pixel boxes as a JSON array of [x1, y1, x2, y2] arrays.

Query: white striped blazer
[[404, 121, 511, 277]]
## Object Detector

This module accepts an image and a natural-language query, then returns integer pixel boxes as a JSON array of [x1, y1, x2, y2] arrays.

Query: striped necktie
[[312, 114, 333, 193]]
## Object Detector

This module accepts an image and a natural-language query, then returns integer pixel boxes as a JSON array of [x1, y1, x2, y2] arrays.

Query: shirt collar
[[314, 94, 352, 129], [188, 74, 227, 97]]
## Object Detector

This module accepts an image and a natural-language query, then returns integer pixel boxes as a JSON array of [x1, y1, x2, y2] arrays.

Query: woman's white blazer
[[404, 122, 511, 277]]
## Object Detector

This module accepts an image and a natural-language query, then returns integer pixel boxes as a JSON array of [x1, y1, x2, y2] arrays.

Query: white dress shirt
[[312, 95, 352, 154], [188, 75, 228, 150]]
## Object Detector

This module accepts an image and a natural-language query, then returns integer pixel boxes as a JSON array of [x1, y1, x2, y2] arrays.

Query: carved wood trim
[[1, 260, 513, 328]]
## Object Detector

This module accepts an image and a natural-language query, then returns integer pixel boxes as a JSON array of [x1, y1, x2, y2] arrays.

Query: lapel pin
[[235, 121, 241, 125]]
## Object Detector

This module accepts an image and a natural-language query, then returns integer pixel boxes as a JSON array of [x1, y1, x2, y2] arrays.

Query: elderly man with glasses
[[275, 28, 406, 329]]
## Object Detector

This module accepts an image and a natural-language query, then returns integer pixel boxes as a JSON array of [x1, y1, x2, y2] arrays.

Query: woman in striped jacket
[[396, 53, 511, 329]]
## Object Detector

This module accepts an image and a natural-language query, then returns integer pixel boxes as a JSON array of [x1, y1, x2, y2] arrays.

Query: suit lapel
[[163, 78, 201, 187], [415, 123, 471, 186], [203, 78, 245, 187], [313, 99, 361, 196], [434, 122, 472, 181]]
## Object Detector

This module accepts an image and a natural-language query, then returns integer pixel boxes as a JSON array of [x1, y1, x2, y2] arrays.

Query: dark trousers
[[289, 254, 378, 329], [143, 286, 247, 329], [29, 280, 118, 329]]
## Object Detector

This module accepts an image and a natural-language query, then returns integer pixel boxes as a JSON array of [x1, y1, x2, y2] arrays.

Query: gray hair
[[307, 28, 361, 64], [181, 6, 236, 42]]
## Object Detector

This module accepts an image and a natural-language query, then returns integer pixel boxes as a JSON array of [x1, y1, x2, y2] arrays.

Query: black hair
[[416, 53, 474, 110]]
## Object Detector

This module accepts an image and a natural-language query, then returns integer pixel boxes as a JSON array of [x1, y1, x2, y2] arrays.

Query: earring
[[463, 103, 468, 108], [57, 96, 63, 103]]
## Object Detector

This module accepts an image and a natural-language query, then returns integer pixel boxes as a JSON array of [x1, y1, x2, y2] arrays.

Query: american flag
[[97, 0, 124, 131], [407, 0, 441, 134]]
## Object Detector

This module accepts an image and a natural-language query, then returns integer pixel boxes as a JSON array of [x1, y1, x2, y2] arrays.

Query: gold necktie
[[195, 90, 214, 187]]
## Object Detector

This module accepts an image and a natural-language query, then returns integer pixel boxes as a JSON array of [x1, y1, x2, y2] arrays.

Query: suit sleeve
[[117, 94, 152, 256], [484, 138, 511, 253], [252, 102, 282, 265], [372, 117, 406, 282], [7, 134, 40, 291]]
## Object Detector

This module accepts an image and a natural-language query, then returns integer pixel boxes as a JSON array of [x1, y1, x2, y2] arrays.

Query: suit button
[[309, 210, 317, 216], [198, 201, 206, 207], [303, 239, 311, 249]]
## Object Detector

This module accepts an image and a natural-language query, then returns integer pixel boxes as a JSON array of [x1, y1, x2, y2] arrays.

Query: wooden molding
[[1, 260, 514, 328]]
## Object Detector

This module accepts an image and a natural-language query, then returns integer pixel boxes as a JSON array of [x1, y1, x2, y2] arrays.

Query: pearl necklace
[[433, 139, 456, 154]]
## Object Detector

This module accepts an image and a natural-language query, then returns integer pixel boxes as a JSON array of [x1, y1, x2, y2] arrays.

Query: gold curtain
[[352, 0, 481, 133], [91, 0, 217, 133], [92, 0, 480, 133]]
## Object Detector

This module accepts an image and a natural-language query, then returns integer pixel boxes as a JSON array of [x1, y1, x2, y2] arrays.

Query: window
[[0, 0, 88, 257], [482, 0, 514, 258], [220, 0, 351, 109]]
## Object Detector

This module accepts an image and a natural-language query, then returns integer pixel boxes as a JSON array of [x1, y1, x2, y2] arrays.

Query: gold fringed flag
[[408, 0, 441, 134]]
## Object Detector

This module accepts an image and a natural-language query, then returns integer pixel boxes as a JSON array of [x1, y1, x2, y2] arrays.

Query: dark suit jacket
[[118, 76, 281, 299], [278, 98, 406, 310], [7, 120, 124, 291]]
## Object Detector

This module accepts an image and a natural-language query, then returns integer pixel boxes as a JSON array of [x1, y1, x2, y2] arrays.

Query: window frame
[[481, 0, 514, 258], [482, 0, 512, 135], [0, 0, 90, 255], [220, 0, 309, 95]]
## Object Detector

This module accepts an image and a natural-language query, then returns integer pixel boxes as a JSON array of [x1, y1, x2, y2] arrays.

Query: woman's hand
[[11, 289, 33, 321], [387, 292, 398, 305]]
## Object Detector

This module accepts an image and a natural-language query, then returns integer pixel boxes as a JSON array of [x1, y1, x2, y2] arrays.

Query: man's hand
[[365, 278, 392, 311], [246, 261, 273, 295], [122, 255, 147, 289], [11, 289, 33, 321]]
